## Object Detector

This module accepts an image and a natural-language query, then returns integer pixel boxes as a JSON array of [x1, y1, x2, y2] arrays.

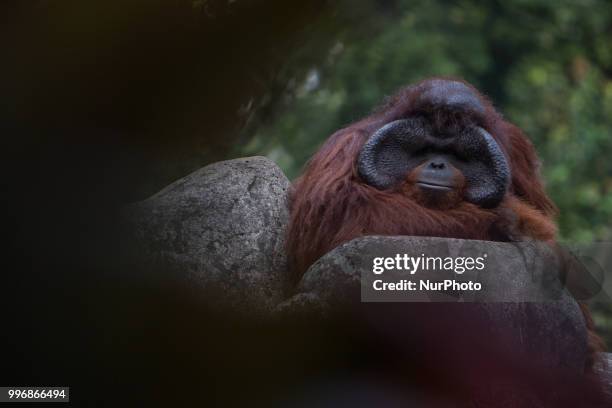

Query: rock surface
[[596, 352, 612, 396], [286, 236, 589, 372], [124, 156, 291, 314]]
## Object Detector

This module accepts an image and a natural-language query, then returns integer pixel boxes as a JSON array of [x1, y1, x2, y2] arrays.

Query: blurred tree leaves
[[242, 0, 612, 245]]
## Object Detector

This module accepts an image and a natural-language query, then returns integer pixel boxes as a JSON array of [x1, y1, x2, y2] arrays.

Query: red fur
[[286, 77, 604, 369]]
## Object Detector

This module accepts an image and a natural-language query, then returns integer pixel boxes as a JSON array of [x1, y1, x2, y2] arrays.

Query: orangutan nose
[[429, 160, 446, 170]]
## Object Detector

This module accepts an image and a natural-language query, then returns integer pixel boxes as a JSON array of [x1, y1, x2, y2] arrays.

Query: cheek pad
[[455, 128, 510, 208], [358, 118, 430, 189]]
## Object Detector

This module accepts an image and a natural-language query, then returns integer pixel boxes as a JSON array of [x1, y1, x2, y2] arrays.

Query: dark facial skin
[[414, 156, 457, 192], [403, 154, 467, 209]]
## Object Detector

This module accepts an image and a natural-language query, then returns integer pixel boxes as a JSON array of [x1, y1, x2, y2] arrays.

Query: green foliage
[[242, 0, 612, 245]]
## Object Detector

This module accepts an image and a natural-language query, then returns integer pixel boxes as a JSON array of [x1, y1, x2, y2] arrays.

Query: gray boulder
[[124, 156, 291, 314], [284, 236, 589, 372]]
